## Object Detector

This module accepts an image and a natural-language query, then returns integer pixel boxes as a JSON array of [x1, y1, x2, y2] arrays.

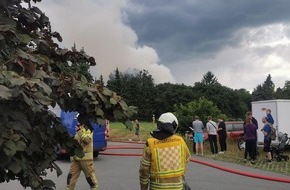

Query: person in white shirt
[[206, 116, 218, 156]]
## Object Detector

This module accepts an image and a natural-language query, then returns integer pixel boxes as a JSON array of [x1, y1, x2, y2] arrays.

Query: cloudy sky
[[37, 0, 290, 91]]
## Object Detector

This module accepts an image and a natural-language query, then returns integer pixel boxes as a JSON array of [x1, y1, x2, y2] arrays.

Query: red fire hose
[[100, 145, 290, 183]]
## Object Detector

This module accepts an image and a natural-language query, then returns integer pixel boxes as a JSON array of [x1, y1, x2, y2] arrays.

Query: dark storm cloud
[[37, 0, 290, 90], [125, 0, 290, 63]]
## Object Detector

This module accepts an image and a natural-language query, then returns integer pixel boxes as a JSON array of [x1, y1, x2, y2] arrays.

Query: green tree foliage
[[107, 68, 122, 94], [107, 69, 252, 122], [235, 88, 252, 115], [193, 71, 244, 119], [0, 1, 136, 189], [252, 74, 275, 101], [275, 80, 290, 99], [98, 74, 104, 84], [154, 83, 195, 118], [201, 71, 220, 85], [174, 97, 225, 134], [252, 84, 263, 101], [107, 69, 154, 120], [192, 81, 242, 119], [65, 45, 94, 83]]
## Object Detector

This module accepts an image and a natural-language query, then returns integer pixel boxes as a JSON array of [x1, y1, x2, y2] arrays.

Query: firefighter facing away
[[139, 112, 191, 190], [66, 114, 98, 190]]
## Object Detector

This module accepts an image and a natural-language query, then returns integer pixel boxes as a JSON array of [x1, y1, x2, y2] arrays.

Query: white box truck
[[252, 99, 290, 143]]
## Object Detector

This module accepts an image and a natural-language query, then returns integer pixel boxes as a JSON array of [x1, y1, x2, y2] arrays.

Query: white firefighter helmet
[[157, 112, 179, 133]]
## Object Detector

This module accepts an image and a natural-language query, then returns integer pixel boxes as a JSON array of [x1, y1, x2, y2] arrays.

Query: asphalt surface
[[1, 141, 289, 190]]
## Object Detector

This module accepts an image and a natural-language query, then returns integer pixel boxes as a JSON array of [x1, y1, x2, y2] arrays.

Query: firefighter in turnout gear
[[66, 114, 98, 190], [139, 112, 191, 190]]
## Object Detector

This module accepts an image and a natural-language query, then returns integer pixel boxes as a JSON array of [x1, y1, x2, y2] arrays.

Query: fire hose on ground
[[100, 144, 290, 184]]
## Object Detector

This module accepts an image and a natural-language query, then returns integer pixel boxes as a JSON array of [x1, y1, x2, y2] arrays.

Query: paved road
[[1, 142, 289, 190]]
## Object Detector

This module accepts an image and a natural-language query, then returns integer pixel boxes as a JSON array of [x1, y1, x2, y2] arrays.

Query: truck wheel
[[93, 151, 99, 158]]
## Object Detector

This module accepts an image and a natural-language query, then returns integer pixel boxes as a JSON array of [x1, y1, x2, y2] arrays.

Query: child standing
[[129, 119, 142, 143]]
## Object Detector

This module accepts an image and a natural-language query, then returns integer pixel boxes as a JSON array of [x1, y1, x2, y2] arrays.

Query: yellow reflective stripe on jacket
[[147, 135, 190, 179], [139, 145, 151, 190], [150, 180, 183, 190]]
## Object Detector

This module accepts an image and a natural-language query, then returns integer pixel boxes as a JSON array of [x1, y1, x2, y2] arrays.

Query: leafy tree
[[174, 97, 225, 134], [154, 83, 195, 118], [66, 46, 94, 82], [252, 74, 275, 101], [235, 88, 252, 115], [107, 69, 155, 120], [0, 1, 136, 189], [201, 71, 219, 85], [275, 80, 290, 99], [192, 82, 242, 119], [98, 74, 104, 84], [107, 68, 122, 95], [251, 84, 263, 101], [107, 70, 252, 121]]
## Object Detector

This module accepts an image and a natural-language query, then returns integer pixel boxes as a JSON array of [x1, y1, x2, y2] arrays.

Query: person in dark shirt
[[244, 111, 258, 159], [244, 116, 257, 164], [217, 117, 227, 153], [244, 111, 258, 127]]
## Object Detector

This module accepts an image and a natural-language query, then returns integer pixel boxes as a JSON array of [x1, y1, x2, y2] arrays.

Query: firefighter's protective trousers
[[66, 160, 98, 190], [66, 126, 98, 190]]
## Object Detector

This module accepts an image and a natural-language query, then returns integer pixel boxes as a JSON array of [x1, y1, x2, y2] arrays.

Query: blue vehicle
[[58, 111, 108, 158]]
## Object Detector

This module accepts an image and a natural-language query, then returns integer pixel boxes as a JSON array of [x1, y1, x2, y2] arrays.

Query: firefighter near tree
[[66, 114, 98, 190]]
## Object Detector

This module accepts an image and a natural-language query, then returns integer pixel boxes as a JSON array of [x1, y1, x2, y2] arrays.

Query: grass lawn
[[108, 121, 156, 141], [191, 138, 290, 176], [108, 121, 290, 176]]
